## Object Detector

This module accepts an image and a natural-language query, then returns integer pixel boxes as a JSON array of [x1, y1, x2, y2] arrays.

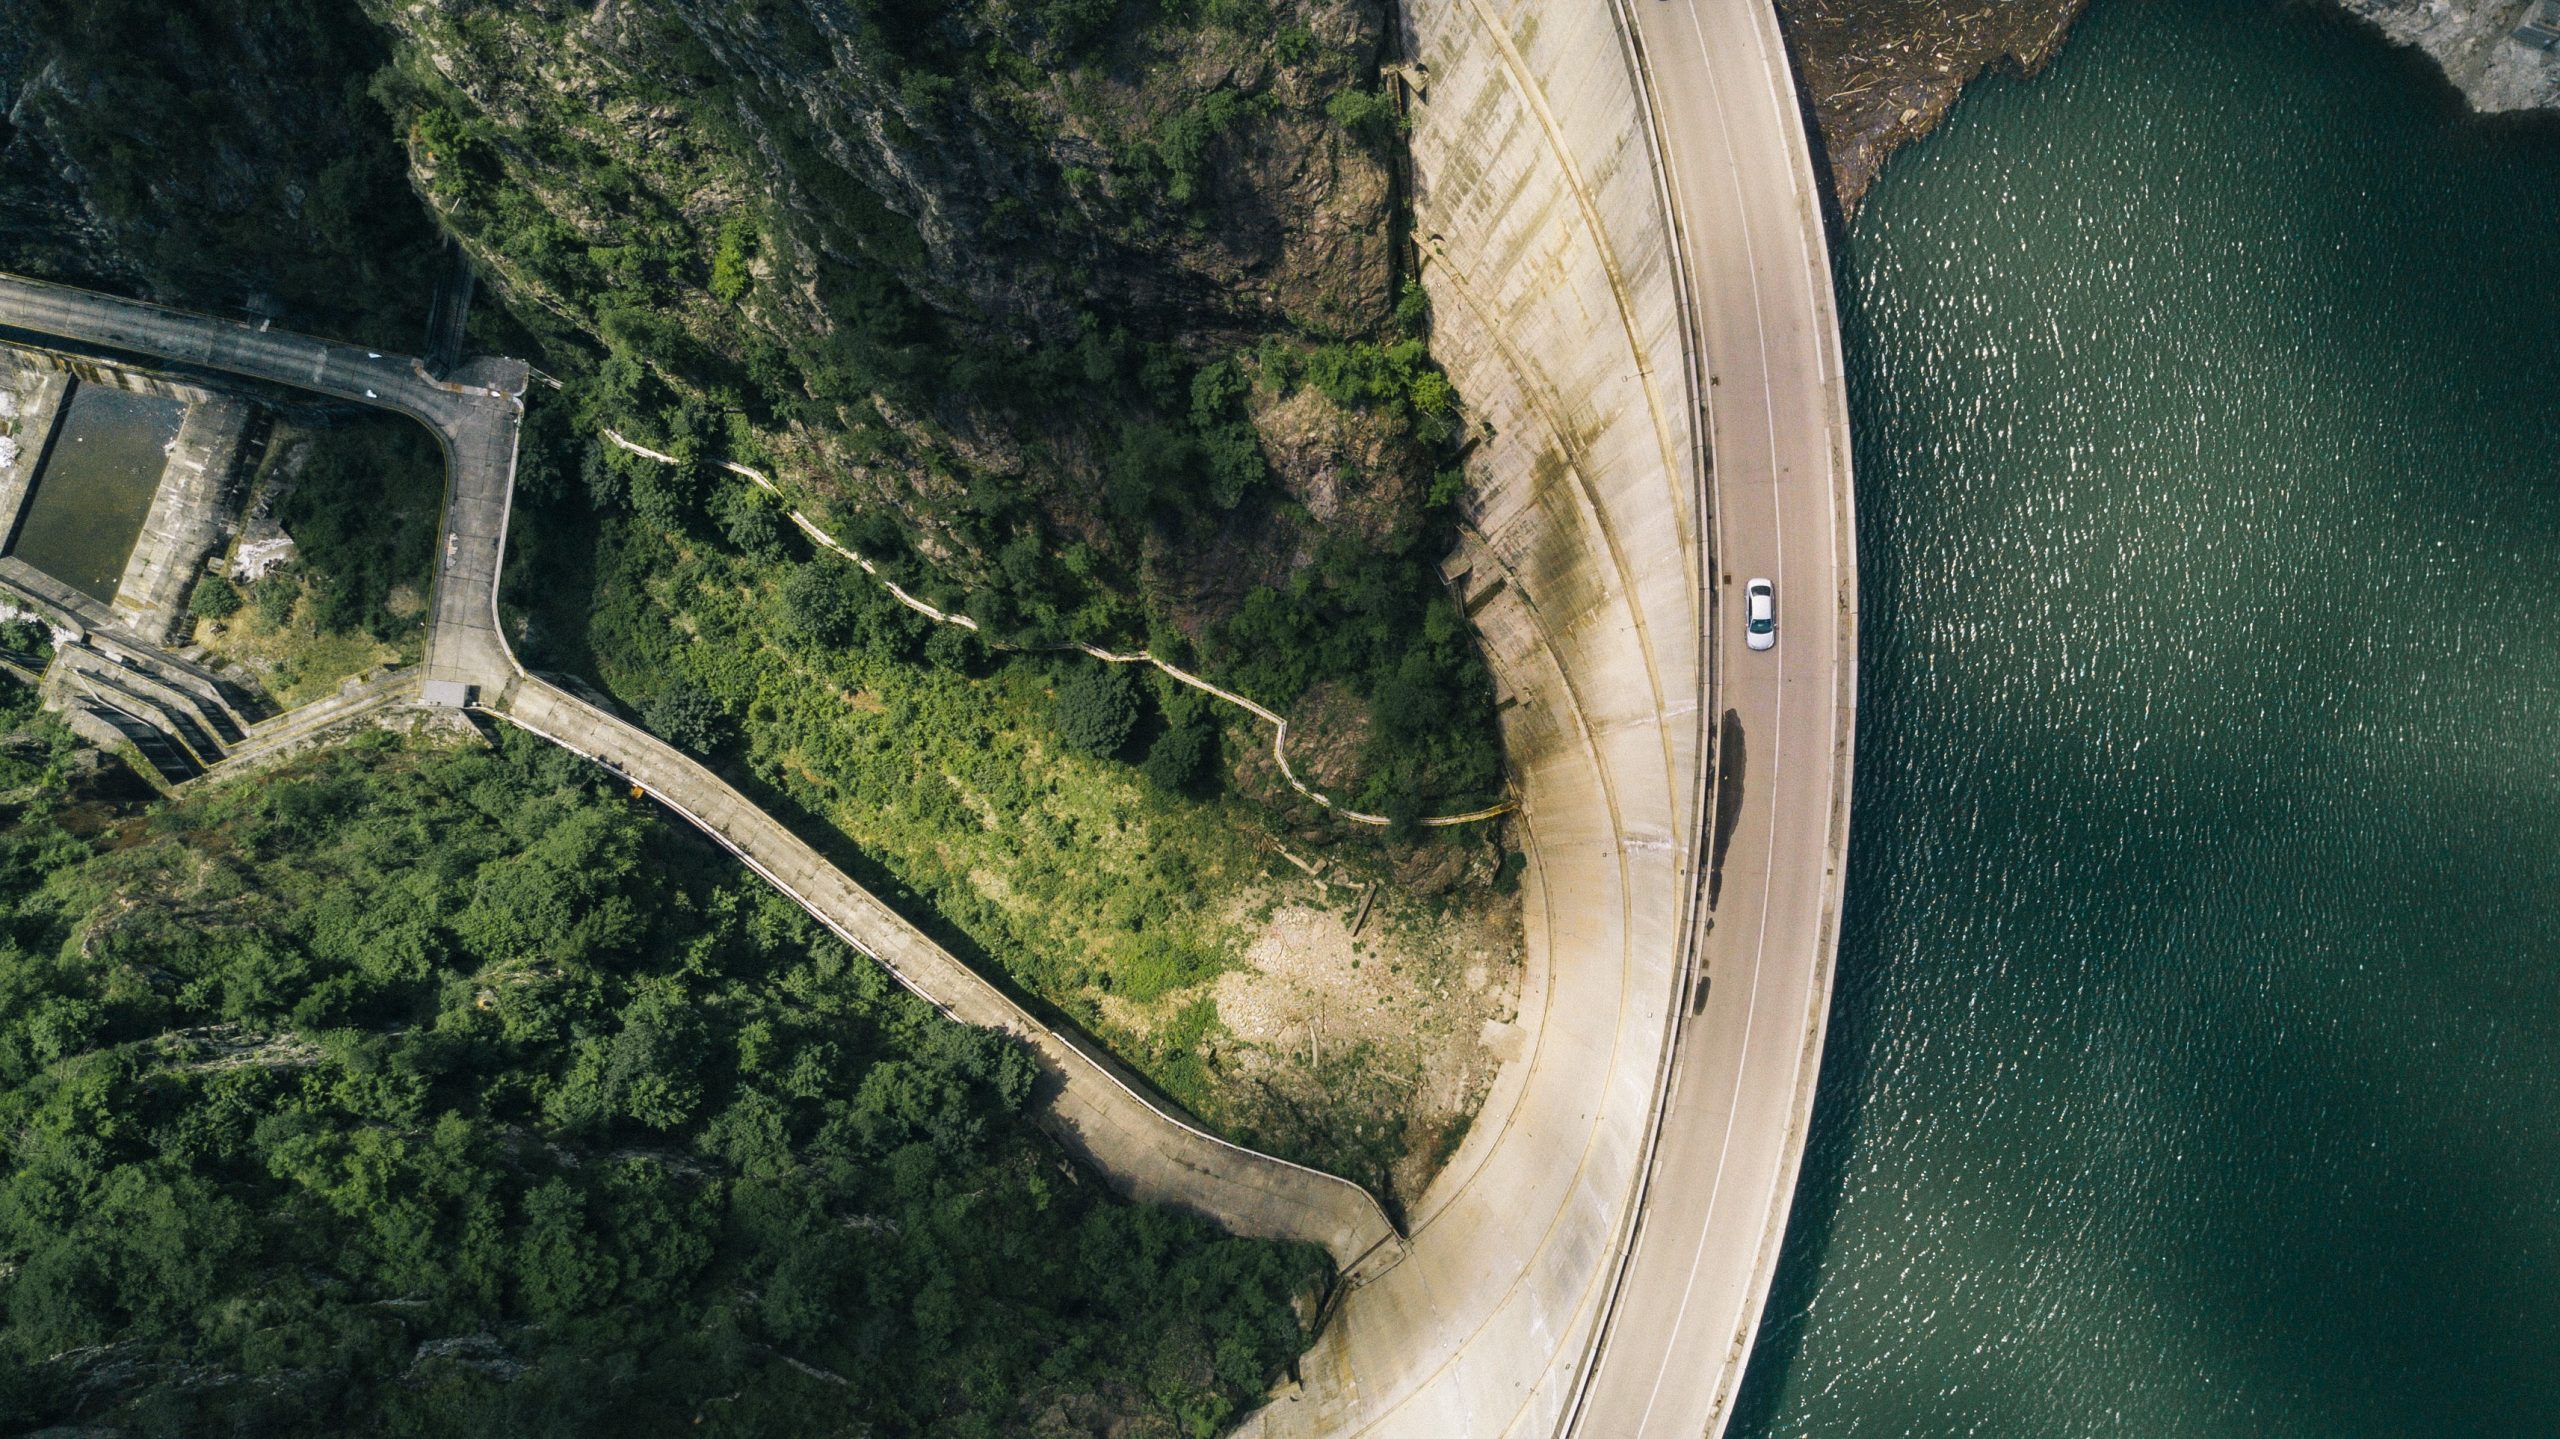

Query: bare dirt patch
[[1198, 860, 1521, 1209]]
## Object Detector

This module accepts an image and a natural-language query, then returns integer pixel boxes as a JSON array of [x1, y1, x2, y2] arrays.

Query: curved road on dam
[[1242, 0, 1853, 1433], [1567, 0, 1856, 1433]]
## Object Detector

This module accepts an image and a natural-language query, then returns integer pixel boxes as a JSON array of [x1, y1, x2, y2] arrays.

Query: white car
[[1744, 578, 1776, 650]]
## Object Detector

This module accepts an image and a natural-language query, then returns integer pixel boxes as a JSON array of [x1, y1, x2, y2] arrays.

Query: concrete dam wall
[[1242, 0, 1713, 1432]]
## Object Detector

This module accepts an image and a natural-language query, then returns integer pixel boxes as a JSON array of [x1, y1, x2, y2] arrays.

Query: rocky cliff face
[[2332, 0, 2560, 112], [0, 0, 1429, 625], [0, 0, 1496, 808], [362, 0, 1426, 634], [0, 0, 443, 347], [379, 0, 1394, 345]]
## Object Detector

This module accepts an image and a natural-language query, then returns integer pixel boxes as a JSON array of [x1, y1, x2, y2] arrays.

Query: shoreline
[[1778, 0, 2560, 214]]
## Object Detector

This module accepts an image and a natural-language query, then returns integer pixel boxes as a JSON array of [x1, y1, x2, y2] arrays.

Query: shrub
[[1054, 664, 1140, 758], [781, 564, 860, 647], [188, 575, 243, 622], [1152, 90, 1248, 206], [708, 213, 757, 303], [1141, 718, 1214, 794], [716, 484, 788, 561], [923, 623, 987, 674], [1325, 88, 1398, 148], [643, 687, 729, 753], [254, 575, 300, 628]]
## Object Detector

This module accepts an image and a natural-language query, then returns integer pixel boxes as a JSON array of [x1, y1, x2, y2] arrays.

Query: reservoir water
[[1732, 1, 2560, 1434], [9, 383, 180, 602]]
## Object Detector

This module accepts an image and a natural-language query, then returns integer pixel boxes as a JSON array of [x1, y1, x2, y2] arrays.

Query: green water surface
[[1733, 2, 2560, 1435], [10, 382, 182, 602]]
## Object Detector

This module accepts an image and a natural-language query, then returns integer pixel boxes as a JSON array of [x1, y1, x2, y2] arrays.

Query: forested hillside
[[0, 715, 1320, 1435], [0, 9, 1526, 1406], [0, 0, 1503, 816]]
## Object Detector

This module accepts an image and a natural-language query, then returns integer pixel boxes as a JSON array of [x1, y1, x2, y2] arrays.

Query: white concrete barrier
[[1238, 0, 1715, 1431]]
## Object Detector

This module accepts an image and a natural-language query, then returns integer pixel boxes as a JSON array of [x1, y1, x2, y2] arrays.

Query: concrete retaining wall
[[111, 393, 249, 643], [0, 341, 252, 641], [1239, 2, 1710, 1433], [0, 352, 70, 553]]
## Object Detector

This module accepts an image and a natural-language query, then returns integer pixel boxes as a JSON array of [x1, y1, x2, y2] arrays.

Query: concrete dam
[[1243, 0, 1856, 1433]]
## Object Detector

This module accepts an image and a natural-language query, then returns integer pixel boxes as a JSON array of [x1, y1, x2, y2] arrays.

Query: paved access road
[[0, 272, 526, 694], [502, 675, 1398, 1264], [0, 269, 1396, 1271], [1561, 0, 1859, 1434]]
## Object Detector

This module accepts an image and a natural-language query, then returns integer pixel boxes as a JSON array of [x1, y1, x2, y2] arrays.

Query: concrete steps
[[58, 698, 203, 782], [53, 652, 230, 767], [42, 633, 268, 783], [196, 670, 418, 780]]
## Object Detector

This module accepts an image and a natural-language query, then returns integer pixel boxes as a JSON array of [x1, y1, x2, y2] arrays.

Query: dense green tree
[[641, 686, 730, 754], [1055, 664, 1142, 758], [1143, 716, 1216, 794], [0, 732, 1326, 1434], [715, 482, 790, 562], [186, 574, 242, 621], [781, 562, 862, 648]]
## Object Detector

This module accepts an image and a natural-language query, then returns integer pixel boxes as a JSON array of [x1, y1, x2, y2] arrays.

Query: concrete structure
[[0, 340, 261, 641], [1241, 0, 1855, 1434], [2520, 0, 2560, 50], [191, 669, 425, 781], [0, 353, 70, 550], [1560, 1, 1857, 1432], [111, 391, 251, 642], [0, 272, 526, 694], [0, 268, 1399, 1274], [1240, 0, 1709, 1432], [0, 559, 266, 785]]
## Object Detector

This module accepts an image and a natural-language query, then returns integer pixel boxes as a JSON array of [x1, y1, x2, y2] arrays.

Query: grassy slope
[[194, 414, 445, 706], [536, 510, 1387, 1159]]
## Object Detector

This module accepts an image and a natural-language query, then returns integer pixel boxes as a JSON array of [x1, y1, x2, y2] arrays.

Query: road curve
[[1562, 0, 1859, 1433], [0, 269, 1398, 1272], [0, 271, 527, 693], [497, 674, 1399, 1266], [1234, 0, 1853, 1432]]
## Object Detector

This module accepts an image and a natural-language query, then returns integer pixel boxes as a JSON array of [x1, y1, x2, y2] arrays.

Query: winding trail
[[598, 428, 1513, 828], [0, 269, 1399, 1272]]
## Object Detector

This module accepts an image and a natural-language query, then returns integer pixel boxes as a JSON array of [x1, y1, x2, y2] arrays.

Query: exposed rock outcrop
[[0, 0, 443, 346], [2333, 0, 2560, 112], [1775, 0, 2090, 213], [1779, 0, 2560, 214], [358, 0, 1415, 627]]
